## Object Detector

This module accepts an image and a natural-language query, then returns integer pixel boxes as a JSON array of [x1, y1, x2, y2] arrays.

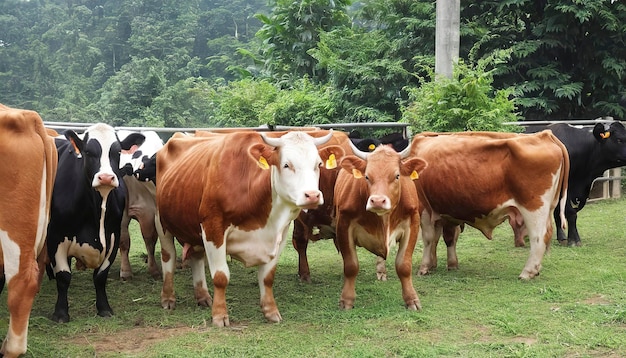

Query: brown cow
[[410, 131, 569, 279], [334, 144, 427, 310], [0, 104, 57, 357], [156, 130, 343, 326]]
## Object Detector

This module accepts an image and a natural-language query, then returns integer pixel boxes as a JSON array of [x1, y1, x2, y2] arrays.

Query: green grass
[[3, 198, 626, 357]]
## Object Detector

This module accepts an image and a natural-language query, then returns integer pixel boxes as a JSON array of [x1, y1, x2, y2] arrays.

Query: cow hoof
[[376, 272, 388, 281], [416, 268, 430, 276], [97, 309, 114, 318], [298, 274, 312, 283], [120, 271, 133, 281], [338, 300, 354, 310], [149, 269, 163, 281], [265, 311, 282, 323], [212, 314, 230, 327], [161, 299, 176, 310], [51, 312, 70, 323], [568, 241, 582, 247], [196, 296, 213, 308], [557, 239, 568, 247], [406, 299, 422, 311]]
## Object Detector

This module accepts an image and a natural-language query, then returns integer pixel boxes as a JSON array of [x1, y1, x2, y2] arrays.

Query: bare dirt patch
[[581, 294, 611, 305], [65, 325, 199, 355]]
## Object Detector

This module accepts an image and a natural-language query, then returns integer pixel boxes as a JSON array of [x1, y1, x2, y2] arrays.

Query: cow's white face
[[251, 131, 334, 210], [273, 133, 325, 209], [118, 130, 163, 172]]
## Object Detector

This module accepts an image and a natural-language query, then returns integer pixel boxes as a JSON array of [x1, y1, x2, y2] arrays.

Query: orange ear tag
[[325, 154, 337, 169], [410, 170, 419, 180], [600, 132, 611, 139], [352, 169, 363, 179], [258, 156, 270, 170]]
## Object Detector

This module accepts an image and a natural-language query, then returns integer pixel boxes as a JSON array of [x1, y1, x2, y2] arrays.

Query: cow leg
[[442, 223, 460, 270], [396, 228, 421, 311], [375, 256, 387, 281], [337, 221, 358, 310], [93, 267, 114, 317], [258, 264, 281, 323], [418, 213, 442, 276], [119, 209, 133, 280], [52, 270, 72, 323], [200, 227, 230, 327], [292, 219, 311, 283], [0, 248, 39, 357], [188, 256, 212, 307], [157, 219, 177, 310], [566, 210, 582, 247], [138, 218, 161, 280], [553, 206, 568, 245], [519, 217, 552, 280]]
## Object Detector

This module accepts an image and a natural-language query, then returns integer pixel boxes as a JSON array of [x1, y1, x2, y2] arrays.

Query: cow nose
[[97, 173, 116, 186], [368, 195, 389, 211], [304, 190, 321, 204]]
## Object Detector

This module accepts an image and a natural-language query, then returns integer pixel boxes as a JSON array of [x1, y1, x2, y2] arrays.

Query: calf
[[118, 130, 164, 280], [334, 144, 427, 310], [0, 105, 57, 357], [524, 121, 626, 246], [46, 123, 145, 322], [411, 131, 569, 279]]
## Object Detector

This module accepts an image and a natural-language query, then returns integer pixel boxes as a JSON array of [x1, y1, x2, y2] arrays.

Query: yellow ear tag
[[352, 169, 363, 179], [258, 156, 270, 170], [325, 153, 337, 169], [410, 170, 419, 180], [368, 143, 376, 151], [600, 131, 611, 139]]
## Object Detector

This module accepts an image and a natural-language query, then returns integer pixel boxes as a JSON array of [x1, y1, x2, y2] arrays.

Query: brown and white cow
[[334, 144, 427, 310], [156, 130, 342, 326], [410, 131, 569, 280], [0, 104, 57, 357]]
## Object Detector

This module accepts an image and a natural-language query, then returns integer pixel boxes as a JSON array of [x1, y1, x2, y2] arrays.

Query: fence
[[43, 119, 625, 202]]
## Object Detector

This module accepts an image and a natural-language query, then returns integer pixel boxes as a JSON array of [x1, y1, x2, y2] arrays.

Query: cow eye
[[365, 175, 370, 181]]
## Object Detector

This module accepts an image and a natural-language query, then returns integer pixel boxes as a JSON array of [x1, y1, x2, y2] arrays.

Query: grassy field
[[2, 198, 626, 357]]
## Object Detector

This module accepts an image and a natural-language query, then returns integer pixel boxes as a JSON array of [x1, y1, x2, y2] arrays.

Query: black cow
[[525, 121, 626, 246], [46, 123, 145, 322]]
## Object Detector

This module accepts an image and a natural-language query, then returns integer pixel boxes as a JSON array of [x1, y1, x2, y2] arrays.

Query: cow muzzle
[[299, 190, 324, 209], [366, 195, 392, 215], [93, 172, 119, 188]]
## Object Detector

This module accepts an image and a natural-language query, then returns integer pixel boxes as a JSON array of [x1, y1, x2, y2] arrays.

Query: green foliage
[[402, 61, 520, 133]]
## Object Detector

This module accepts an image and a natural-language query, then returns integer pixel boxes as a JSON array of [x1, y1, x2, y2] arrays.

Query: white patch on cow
[[118, 130, 163, 171], [270, 132, 324, 208], [223, 201, 299, 268], [85, 123, 120, 188], [201, 224, 230, 282], [53, 236, 108, 273], [0, 230, 21, 282], [35, 158, 48, 256]]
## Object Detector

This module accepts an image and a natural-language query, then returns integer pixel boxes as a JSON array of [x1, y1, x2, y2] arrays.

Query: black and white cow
[[46, 123, 145, 322], [118, 130, 163, 280], [524, 121, 626, 246]]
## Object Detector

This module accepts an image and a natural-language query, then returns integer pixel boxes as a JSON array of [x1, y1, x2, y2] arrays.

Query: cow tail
[[553, 134, 570, 230]]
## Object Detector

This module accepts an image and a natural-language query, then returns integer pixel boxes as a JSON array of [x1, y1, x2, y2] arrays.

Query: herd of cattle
[[0, 103, 625, 357]]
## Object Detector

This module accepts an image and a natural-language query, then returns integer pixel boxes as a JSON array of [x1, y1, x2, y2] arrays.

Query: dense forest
[[1, 0, 624, 131]]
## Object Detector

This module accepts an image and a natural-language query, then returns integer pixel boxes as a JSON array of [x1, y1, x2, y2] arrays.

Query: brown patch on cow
[[64, 325, 201, 355]]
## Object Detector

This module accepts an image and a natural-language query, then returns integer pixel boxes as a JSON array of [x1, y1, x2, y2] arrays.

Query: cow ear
[[120, 133, 146, 151], [318, 145, 345, 170], [401, 157, 428, 181], [592, 123, 611, 141], [64, 130, 84, 156], [340, 155, 366, 178], [249, 143, 276, 170]]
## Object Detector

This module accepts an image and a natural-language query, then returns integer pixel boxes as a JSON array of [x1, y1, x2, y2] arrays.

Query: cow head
[[248, 130, 340, 210], [64, 124, 145, 195], [593, 121, 626, 163], [341, 143, 427, 215]]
